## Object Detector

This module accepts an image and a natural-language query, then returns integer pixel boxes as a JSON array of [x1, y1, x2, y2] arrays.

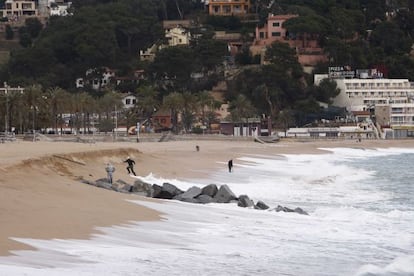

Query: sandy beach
[[1, 138, 414, 257]]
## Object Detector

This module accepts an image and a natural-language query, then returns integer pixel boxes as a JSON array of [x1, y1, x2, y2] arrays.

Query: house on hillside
[[152, 109, 172, 132], [114, 70, 145, 87], [165, 26, 191, 46], [49, 0, 72, 17], [76, 67, 116, 90], [251, 14, 327, 67], [254, 14, 297, 46], [121, 94, 137, 109], [207, 0, 251, 16], [0, 0, 38, 19], [139, 44, 158, 62]]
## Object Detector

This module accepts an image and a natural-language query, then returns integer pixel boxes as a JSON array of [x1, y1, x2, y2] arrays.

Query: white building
[[49, 0, 72, 16], [0, 0, 38, 18], [315, 72, 414, 113], [315, 68, 414, 138], [122, 94, 136, 109], [165, 26, 191, 46]]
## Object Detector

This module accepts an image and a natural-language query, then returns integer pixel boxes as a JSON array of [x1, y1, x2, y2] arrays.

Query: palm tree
[[44, 87, 70, 134], [228, 94, 256, 136], [96, 91, 122, 133], [22, 84, 43, 132], [162, 92, 184, 134], [197, 90, 221, 132], [181, 91, 197, 132], [135, 85, 160, 123]]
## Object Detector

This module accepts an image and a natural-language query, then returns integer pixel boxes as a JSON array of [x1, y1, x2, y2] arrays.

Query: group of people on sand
[[105, 157, 136, 184], [196, 145, 234, 173], [106, 149, 235, 184]]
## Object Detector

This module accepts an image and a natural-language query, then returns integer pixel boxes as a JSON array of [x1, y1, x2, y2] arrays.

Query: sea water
[[0, 147, 413, 276]]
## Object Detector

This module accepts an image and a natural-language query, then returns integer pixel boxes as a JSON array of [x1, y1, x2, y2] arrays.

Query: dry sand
[[1, 138, 414, 256]]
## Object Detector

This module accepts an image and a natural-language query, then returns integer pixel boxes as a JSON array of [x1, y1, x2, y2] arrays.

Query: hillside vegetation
[[0, 0, 414, 131]]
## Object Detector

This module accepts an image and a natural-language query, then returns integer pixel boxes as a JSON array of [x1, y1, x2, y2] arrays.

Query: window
[[259, 32, 265, 39], [271, 32, 281, 37], [126, 99, 131, 105], [392, 108, 403, 114], [272, 22, 280, 27]]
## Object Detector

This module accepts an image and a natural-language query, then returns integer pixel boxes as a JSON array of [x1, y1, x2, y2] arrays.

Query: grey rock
[[132, 179, 152, 196], [152, 183, 183, 199], [237, 195, 254, 208], [294, 207, 309, 215], [201, 184, 218, 197], [214, 185, 237, 203], [175, 186, 202, 201], [272, 205, 309, 215], [95, 179, 112, 190], [196, 194, 215, 204], [255, 200, 270, 210], [151, 184, 163, 198]]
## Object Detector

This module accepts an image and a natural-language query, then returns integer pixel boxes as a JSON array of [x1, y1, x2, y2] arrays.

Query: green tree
[[19, 32, 32, 48], [228, 94, 256, 123], [265, 42, 303, 77], [197, 90, 221, 131], [25, 18, 43, 38], [5, 24, 13, 40], [369, 21, 412, 56], [283, 14, 328, 48], [181, 92, 198, 132], [135, 85, 160, 122], [310, 78, 341, 104], [162, 92, 184, 133], [150, 46, 196, 92]]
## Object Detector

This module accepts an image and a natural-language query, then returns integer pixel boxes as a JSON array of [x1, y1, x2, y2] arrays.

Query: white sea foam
[[0, 147, 413, 276]]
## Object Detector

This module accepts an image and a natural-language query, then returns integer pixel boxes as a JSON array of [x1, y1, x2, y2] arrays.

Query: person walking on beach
[[228, 159, 233, 173], [105, 162, 115, 184], [124, 156, 136, 176]]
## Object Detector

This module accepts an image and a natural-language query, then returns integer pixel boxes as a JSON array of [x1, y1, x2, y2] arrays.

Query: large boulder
[[237, 195, 254, 208], [201, 184, 218, 197], [213, 185, 237, 203], [151, 184, 163, 198], [195, 194, 215, 204], [152, 182, 183, 199], [95, 178, 112, 190], [272, 205, 309, 215], [112, 179, 133, 193], [255, 200, 269, 210], [132, 179, 152, 196], [175, 186, 202, 201]]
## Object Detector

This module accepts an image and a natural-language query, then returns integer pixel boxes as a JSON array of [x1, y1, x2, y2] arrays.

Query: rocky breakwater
[[80, 178, 309, 216]]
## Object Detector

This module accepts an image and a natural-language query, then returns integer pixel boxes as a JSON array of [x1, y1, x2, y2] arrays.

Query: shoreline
[[1, 139, 414, 256]]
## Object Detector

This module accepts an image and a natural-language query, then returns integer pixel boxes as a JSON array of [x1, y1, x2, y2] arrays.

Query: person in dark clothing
[[124, 156, 136, 176], [228, 159, 233, 173]]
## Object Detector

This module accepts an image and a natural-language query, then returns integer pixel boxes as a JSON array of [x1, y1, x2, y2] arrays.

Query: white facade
[[49, 1, 72, 16], [1, 0, 38, 18], [122, 95, 136, 109], [376, 102, 414, 127], [315, 74, 414, 112], [165, 26, 190, 46]]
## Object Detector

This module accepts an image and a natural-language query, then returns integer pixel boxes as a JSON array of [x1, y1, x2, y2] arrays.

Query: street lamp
[[3, 82, 9, 135], [31, 105, 38, 142], [136, 122, 140, 142]]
